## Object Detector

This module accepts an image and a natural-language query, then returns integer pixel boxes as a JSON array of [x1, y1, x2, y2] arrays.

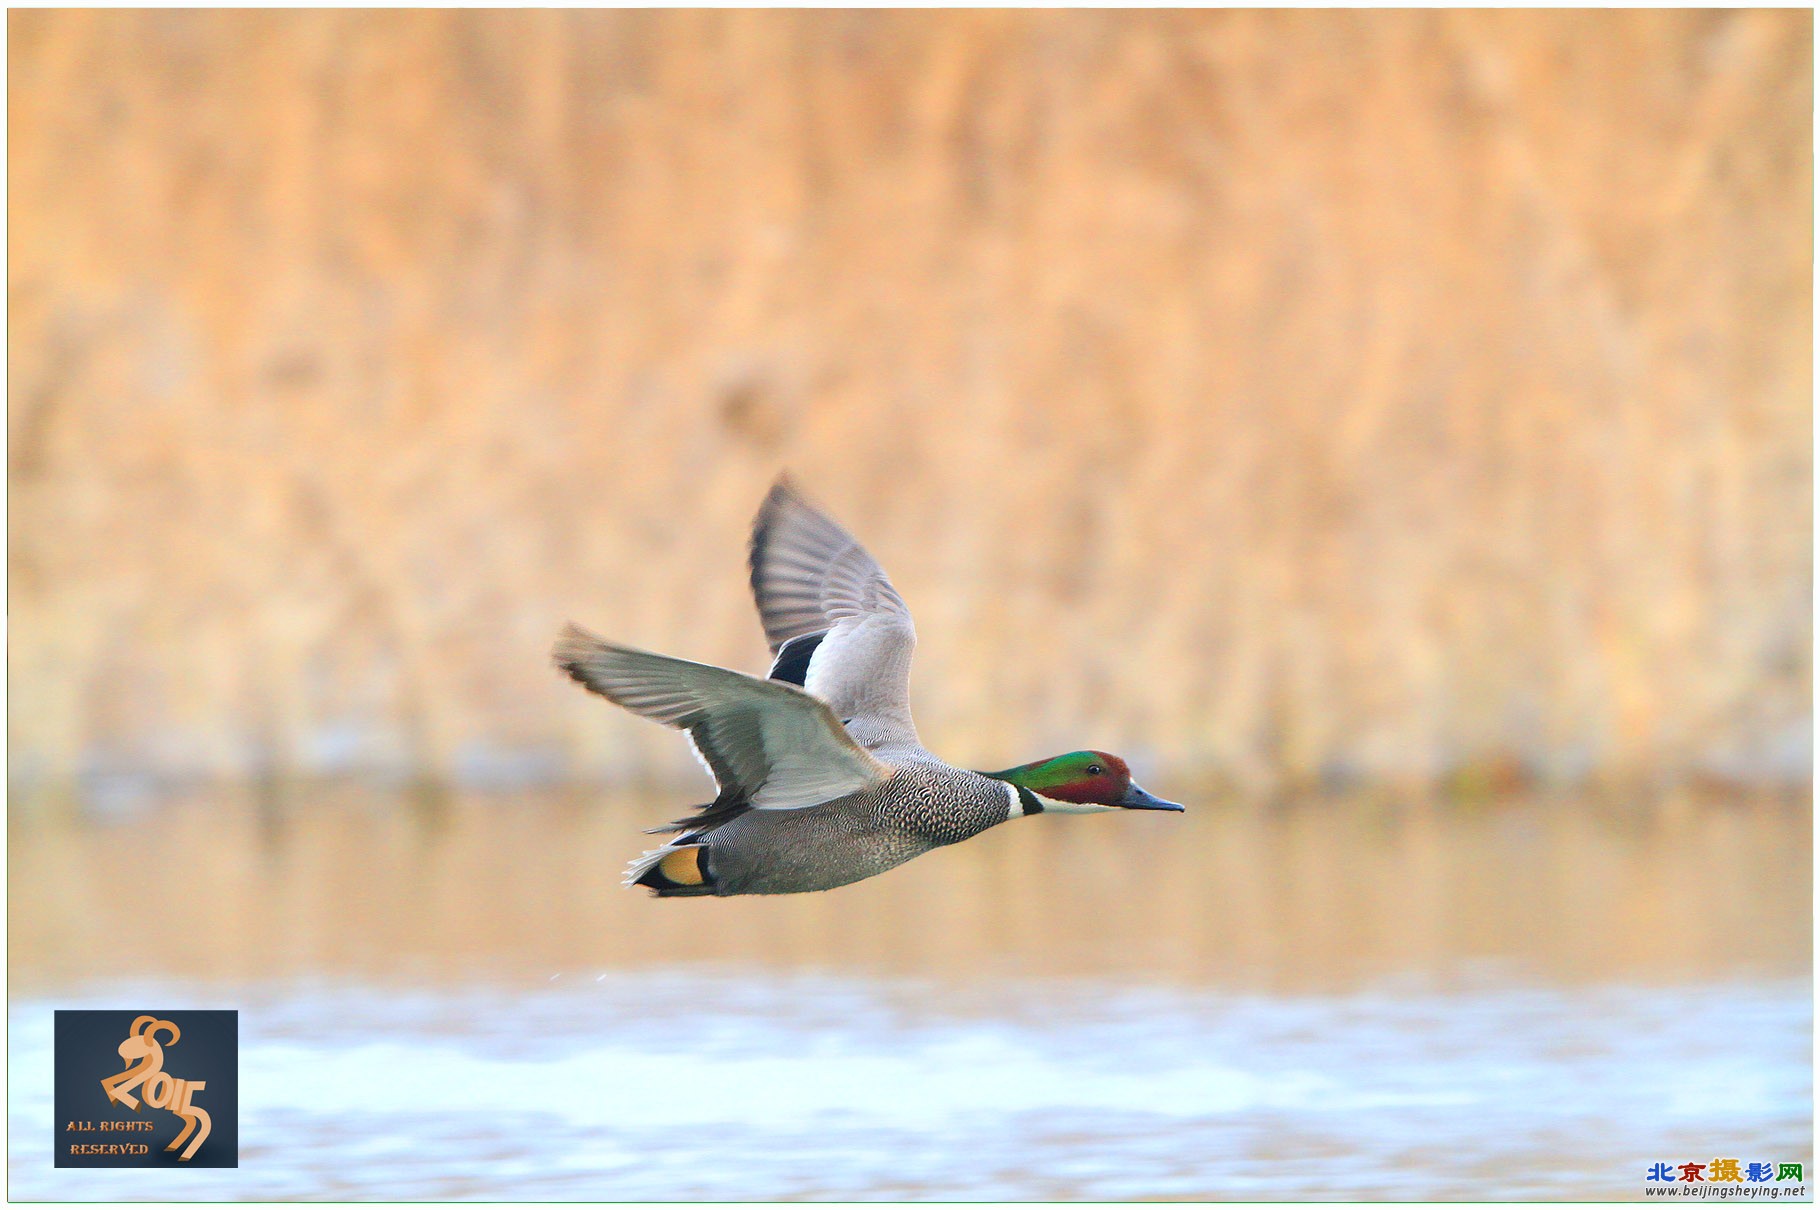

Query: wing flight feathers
[[554, 623, 889, 810], [748, 479, 920, 748]]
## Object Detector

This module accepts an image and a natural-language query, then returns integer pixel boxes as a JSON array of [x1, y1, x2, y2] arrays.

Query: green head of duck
[[983, 750, 1184, 815]]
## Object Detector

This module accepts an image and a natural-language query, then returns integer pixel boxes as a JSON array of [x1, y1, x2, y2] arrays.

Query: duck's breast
[[875, 760, 1015, 846]]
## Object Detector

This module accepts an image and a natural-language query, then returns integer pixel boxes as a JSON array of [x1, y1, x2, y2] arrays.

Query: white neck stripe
[[1003, 781, 1023, 818]]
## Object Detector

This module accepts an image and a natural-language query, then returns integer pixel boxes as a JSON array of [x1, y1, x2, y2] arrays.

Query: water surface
[[8, 789, 1811, 1199], [10, 974, 1809, 1200]]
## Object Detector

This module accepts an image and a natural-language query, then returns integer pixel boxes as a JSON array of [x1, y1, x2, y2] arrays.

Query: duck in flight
[[554, 478, 1182, 897]]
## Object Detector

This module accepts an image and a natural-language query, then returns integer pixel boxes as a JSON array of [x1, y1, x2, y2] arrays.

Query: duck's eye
[[1087, 764, 1103, 776]]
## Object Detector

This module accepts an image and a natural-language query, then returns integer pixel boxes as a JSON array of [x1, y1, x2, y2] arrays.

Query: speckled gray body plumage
[[678, 757, 1016, 895]]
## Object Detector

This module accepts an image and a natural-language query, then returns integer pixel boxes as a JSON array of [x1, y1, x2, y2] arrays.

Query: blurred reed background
[[9, 14, 1812, 1199], [8, 8, 1812, 806]]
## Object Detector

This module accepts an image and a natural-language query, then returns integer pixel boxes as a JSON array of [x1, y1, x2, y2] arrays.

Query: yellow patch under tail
[[657, 847, 706, 886]]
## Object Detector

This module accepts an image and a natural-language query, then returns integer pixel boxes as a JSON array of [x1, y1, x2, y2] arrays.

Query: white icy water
[[10, 972, 1809, 1200]]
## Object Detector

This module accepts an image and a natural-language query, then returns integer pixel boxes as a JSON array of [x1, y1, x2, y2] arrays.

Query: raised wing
[[748, 479, 920, 750], [554, 624, 889, 810]]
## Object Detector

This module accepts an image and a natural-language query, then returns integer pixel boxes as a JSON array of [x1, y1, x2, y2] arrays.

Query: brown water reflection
[[10, 786, 1809, 993]]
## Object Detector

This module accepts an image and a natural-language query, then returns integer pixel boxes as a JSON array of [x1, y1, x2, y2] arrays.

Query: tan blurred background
[[8, 18, 1811, 1197], [9, 9, 1812, 810]]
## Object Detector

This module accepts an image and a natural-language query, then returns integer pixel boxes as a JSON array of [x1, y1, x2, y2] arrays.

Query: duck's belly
[[703, 804, 937, 896]]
